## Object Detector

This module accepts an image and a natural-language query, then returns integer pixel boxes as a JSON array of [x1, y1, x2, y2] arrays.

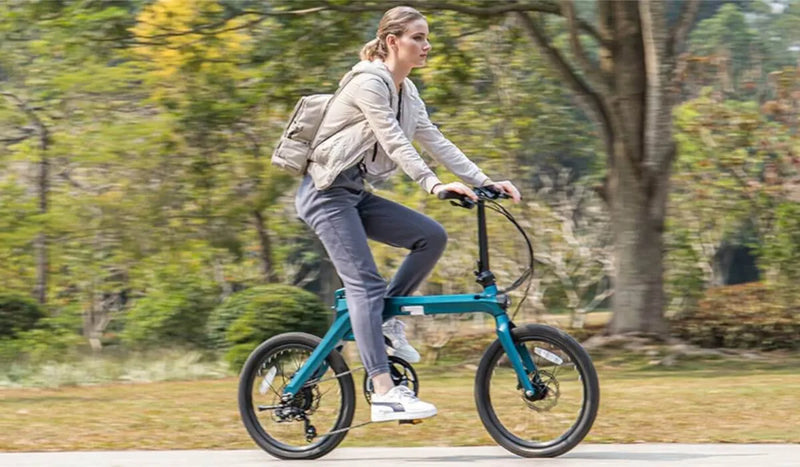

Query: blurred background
[[0, 0, 798, 450]]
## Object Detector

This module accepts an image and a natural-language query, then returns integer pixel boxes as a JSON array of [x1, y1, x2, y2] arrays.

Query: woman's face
[[389, 19, 431, 68]]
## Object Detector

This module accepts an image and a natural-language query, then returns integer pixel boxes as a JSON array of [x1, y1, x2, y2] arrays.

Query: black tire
[[238, 332, 356, 460], [475, 324, 599, 458]]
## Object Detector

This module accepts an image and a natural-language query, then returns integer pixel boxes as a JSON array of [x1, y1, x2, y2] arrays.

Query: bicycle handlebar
[[436, 185, 509, 208]]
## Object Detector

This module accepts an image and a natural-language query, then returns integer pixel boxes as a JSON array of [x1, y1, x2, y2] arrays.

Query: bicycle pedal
[[398, 419, 423, 425]]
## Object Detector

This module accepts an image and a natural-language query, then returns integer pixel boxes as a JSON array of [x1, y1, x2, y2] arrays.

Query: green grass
[[2, 350, 799, 451], [0, 348, 230, 389]]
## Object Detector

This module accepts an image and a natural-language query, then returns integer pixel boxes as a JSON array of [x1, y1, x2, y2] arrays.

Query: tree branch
[[1, 92, 49, 150], [126, 1, 605, 46], [0, 127, 35, 145], [317, 0, 605, 43], [561, 0, 607, 94], [515, 12, 613, 149], [669, 0, 700, 58]]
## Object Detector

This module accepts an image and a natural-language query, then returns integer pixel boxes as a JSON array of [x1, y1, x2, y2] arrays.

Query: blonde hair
[[360, 6, 425, 61]]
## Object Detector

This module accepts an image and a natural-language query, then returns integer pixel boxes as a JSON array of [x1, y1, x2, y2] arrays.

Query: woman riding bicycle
[[295, 5, 521, 422]]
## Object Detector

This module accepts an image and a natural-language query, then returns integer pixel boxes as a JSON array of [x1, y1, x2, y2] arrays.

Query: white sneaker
[[382, 318, 420, 363], [370, 385, 437, 422]]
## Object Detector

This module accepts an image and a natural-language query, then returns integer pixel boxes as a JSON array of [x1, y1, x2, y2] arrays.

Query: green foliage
[[669, 90, 797, 299], [8, 327, 87, 363], [760, 201, 800, 304], [121, 281, 220, 348], [205, 284, 328, 369], [0, 292, 45, 339], [670, 282, 799, 350], [0, 305, 86, 364]]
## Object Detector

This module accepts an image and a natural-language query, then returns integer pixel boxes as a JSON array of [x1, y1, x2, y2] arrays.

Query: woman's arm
[[413, 103, 491, 188], [349, 76, 442, 193], [414, 101, 521, 202]]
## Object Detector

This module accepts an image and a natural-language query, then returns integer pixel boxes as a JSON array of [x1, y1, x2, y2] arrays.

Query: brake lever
[[449, 199, 475, 209]]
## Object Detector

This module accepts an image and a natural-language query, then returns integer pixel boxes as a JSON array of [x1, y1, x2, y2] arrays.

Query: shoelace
[[393, 385, 418, 402], [385, 319, 409, 347]]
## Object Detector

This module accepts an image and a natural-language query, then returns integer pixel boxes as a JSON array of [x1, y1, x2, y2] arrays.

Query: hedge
[[205, 284, 329, 369], [670, 282, 799, 350]]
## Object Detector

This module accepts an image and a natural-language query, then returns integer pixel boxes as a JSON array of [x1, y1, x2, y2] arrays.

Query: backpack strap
[[309, 71, 394, 152]]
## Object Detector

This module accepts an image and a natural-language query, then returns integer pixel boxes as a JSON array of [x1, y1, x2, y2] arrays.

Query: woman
[[295, 6, 521, 422]]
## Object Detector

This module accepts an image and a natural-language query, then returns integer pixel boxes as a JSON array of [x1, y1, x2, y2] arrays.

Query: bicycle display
[[237, 186, 600, 459]]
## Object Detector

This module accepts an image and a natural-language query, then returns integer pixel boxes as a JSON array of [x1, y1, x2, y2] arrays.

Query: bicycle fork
[[495, 314, 540, 397]]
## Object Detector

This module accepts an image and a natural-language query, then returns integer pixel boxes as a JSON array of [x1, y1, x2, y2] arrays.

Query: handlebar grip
[[478, 185, 510, 199], [436, 190, 467, 201]]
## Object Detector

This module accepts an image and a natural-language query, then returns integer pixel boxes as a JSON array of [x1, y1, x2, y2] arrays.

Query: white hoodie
[[307, 60, 490, 193]]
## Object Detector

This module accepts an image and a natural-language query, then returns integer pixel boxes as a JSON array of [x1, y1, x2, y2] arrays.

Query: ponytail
[[360, 37, 387, 61]]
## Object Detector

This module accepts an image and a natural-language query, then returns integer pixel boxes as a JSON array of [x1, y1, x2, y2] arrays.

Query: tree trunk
[[2, 92, 51, 305], [253, 209, 275, 283], [601, 1, 669, 335], [606, 138, 668, 334], [33, 125, 49, 305]]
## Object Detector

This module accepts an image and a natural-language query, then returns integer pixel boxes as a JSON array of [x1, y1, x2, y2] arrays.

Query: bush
[[1, 307, 87, 365], [205, 284, 329, 369], [122, 282, 220, 348], [670, 282, 799, 350], [11, 327, 87, 363], [760, 201, 800, 306], [0, 292, 45, 339]]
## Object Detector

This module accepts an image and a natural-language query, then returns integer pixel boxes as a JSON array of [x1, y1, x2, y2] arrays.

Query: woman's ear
[[386, 33, 399, 52]]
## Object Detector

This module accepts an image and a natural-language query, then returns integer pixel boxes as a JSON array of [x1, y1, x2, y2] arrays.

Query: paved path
[[2, 444, 799, 466]]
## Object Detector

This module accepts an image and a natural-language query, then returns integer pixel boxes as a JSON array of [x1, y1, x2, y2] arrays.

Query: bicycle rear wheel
[[238, 332, 355, 460], [475, 324, 599, 457]]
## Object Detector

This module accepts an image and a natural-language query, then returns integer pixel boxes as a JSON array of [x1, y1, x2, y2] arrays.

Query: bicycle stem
[[475, 200, 497, 288]]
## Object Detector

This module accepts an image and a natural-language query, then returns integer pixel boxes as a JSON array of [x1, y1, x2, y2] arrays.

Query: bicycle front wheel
[[238, 332, 356, 460], [475, 324, 599, 457]]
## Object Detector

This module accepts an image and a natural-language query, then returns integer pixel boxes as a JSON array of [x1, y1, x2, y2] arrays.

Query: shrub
[[12, 327, 87, 363], [670, 282, 799, 350], [1, 307, 86, 365], [205, 284, 329, 369], [0, 292, 45, 339], [122, 282, 220, 348], [760, 201, 800, 306]]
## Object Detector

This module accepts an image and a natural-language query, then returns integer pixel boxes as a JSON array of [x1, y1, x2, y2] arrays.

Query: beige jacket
[[308, 60, 490, 193]]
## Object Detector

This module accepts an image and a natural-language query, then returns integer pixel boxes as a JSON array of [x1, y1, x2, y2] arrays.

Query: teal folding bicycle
[[238, 186, 599, 460]]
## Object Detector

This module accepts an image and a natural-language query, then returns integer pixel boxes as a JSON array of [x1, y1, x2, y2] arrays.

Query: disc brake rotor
[[524, 370, 560, 412]]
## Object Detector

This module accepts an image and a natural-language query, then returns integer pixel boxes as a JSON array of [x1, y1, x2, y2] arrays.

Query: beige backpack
[[271, 71, 380, 175]]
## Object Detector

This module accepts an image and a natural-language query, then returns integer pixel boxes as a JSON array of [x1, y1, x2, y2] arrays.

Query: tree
[[0, 1, 140, 305]]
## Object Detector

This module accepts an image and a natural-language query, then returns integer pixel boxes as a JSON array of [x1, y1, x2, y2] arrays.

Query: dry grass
[[2, 352, 799, 451]]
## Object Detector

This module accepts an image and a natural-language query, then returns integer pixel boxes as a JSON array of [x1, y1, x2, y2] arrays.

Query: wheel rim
[[245, 344, 347, 451], [485, 335, 589, 448]]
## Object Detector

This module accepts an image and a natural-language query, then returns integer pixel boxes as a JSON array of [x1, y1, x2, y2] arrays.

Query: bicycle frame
[[282, 198, 539, 400]]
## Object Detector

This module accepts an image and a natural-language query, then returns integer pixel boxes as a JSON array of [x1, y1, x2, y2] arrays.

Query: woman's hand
[[487, 180, 521, 203], [432, 181, 478, 201]]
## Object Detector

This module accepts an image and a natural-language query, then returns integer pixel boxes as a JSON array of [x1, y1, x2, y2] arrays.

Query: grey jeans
[[295, 166, 447, 378]]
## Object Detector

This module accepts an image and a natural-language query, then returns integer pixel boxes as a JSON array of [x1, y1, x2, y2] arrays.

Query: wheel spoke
[[239, 336, 356, 459], [475, 326, 598, 458]]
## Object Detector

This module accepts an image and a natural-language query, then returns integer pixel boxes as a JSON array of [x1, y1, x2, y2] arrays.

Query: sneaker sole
[[371, 407, 437, 423], [387, 348, 421, 364]]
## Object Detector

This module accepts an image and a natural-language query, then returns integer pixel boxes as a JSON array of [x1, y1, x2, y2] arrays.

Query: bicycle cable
[[484, 198, 535, 322]]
